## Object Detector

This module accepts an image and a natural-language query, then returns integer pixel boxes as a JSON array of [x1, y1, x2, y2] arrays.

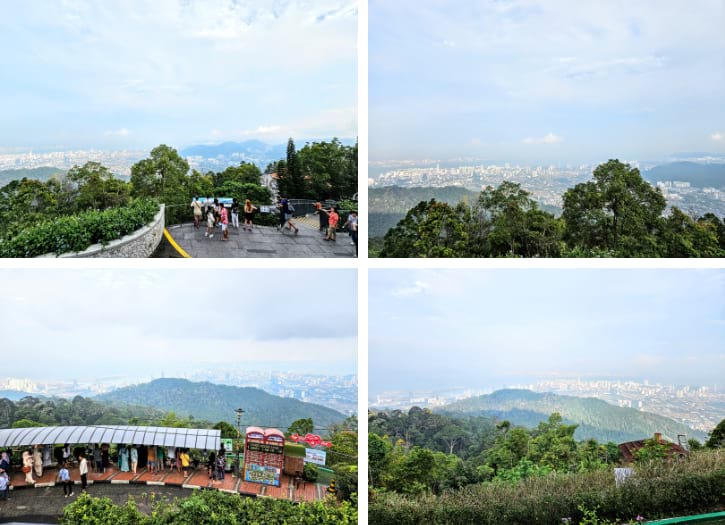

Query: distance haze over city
[[0, 0, 357, 152], [369, 269, 725, 396], [369, 0, 725, 164], [1, 269, 358, 383]]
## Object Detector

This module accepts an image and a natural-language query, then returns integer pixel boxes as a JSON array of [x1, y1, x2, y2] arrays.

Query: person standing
[[57, 462, 73, 498], [343, 211, 358, 246], [147, 445, 156, 473], [243, 199, 257, 231], [0, 452, 10, 475], [180, 450, 190, 477], [167, 446, 176, 472], [78, 453, 88, 492], [0, 468, 9, 501], [231, 198, 240, 229], [33, 446, 43, 478], [215, 452, 225, 481], [191, 197, 203, 229], [322, 207, 339, 241], [119, 446, 129, 472], [205, 207, 215, 239], [207, 451, 216, 481], [279, 197, 299, 234], [220, 204, 229, 241], [315, 201, 327, 235], [62, 443, 71, 465], [21, 449, 34, 485], [93, 445, 102, 473], [157, 447, 165, 472], [100, 444, 109, 473], [130, 445, 138, 474]]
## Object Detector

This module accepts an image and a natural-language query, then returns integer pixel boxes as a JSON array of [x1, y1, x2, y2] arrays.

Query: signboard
[[247, 442, 283, 455], [245, 464, 281, 486], [220, 438, 233, 453], [305, 448, 327, 466]]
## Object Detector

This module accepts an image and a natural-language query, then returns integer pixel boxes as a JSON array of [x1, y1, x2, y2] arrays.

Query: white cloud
[[103, 128, 130, 137], [522, 132, 562, 145], [392, 280, 430, 297], [711, 132, 723, 142]]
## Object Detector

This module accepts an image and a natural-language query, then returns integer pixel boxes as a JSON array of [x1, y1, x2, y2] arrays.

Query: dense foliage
[[61, 489, 357, 524], [369, 449, 725, 525], [376, 160, 725, 257], [0, 198, 158, 257], [95, 378, 345, 429], [274, 138, 357, 200]]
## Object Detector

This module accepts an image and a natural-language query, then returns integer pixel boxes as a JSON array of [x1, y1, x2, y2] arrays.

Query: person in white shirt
[[79, 453, 88, 492]]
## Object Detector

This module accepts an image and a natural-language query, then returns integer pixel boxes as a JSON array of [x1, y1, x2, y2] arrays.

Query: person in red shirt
[[220, 204, 229, 241], [321, 207, 339, 241]]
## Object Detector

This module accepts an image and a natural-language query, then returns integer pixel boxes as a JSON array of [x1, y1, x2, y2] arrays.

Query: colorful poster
[[245, 463, 281, 486]]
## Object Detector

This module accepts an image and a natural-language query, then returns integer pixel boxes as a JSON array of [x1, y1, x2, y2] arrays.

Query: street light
[[235, 408, 244, 478]]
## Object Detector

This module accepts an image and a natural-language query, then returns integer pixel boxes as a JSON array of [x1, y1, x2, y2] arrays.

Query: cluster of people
[[191, 197, 260, 241], [315, 202, 358, 252]]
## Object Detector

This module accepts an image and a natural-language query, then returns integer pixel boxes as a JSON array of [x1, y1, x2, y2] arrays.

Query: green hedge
[[61, 489, 357, 525], [0, 199, 159, 258], [369, 451, 725, 525]]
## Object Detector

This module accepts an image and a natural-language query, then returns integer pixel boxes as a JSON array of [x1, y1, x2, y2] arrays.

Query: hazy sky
[[1, 269, 357, 381], [0, 0, 357, 152], [369, 269, 725, 395], [370, 0, 725, 164]]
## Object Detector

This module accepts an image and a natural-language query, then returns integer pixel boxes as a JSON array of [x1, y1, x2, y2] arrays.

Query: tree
[[287, 418, 314, 436], [11, 418, 44, 428], [380, 199, 470, 257], [368, 433, 392, 487], [705, 418, 725, 448], [66, 162, 130, 211], [276, 138, 305, 198], [130, 145, 190, 224], [213, 421, 238, 439], [562, 159, 666, 255]]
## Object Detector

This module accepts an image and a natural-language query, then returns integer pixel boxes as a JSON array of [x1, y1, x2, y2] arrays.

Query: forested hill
[[95, 378, 345, 430], [0, 167, 65, 185], [369, 186, 478, 237], [643, 162, 725, 188], [439, 389, 706, 443]]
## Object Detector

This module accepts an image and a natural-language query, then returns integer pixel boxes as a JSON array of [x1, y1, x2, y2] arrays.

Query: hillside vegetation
[[96, 378, 345, 430], [440, 389, 706, 443]]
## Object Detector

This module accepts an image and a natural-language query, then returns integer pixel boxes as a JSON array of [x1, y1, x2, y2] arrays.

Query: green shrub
[[0, 198, 159, 257], [60, 489, 357, 525], [369, 450, 725, 525], [303, 462, 319, 482]]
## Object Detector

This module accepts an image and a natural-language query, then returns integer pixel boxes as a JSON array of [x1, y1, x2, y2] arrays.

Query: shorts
[[149, 461, 156, 468], [285, 213, 293, 221], [222, 223, 228, 231]]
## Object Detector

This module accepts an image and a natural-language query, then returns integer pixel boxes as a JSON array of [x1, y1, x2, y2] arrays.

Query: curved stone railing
[[40, 204, 165, 258]]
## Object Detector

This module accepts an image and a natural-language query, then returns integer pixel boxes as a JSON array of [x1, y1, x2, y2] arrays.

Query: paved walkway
[[154, 216, 357, 258]]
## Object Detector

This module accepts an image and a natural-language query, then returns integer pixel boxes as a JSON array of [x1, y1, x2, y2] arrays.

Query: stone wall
[[53, 204, 165, 258]]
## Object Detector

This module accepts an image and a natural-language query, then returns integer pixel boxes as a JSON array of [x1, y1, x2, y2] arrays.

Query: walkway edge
[[163, 228, 192, 258]]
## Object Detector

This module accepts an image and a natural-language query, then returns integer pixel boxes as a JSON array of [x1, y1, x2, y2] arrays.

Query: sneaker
[[350, 241, 355, 245], [204, 232, 208, 237], [69, 492, 74, 497], [209, 234, 213, 239], [295, 229, 299, 235], [65, 494, 68, 498]]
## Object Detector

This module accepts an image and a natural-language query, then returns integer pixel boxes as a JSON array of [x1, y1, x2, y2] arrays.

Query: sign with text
[[305, 448, 327, 466], [245, 464, 281, 486]]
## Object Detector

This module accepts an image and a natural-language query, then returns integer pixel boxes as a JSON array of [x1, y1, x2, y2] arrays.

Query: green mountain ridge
[[95, 378, 345, 431], [438, 388, 706, 443]]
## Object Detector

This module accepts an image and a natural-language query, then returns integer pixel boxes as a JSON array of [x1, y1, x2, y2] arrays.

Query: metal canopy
[[0, 425, 221, 450]]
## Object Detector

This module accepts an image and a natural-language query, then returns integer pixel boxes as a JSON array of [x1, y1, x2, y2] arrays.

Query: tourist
[[33, 445, 42, 478], [78, 453, 88, 492], [42, 445, 51, 468], [243, 199, 257, 231], [191, 197, 203, 229], [0, 468, 9, 501], [101, 443, 109, 472], [205, 207, 215, 239], [21, 449, 34, 485], [215, 451, 225, 481], [167, 446, 176, 472], [118, 445, 129, 472], [344, 210, 358, 246], [220, 203, 229, 241], [315, 201, 327, 235], [207, 450, 216, 481], [157, 446, 165, 472], [180, 449, 190, 477], [231, 198, 240, 229], [57, 462, 73, 498], [0, 452, 10, 474], [321, 206, 339, 241], [279, 197, 299, 234], [130, 445, 138, 474], [93, 445, 102, 472], [147, 445, 156, 473], [62, 443, 72, 465]]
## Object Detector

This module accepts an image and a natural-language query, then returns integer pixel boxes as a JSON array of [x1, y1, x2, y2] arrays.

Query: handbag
[[22, 466, 31, 473]]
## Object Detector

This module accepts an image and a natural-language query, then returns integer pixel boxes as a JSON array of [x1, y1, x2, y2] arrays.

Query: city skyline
[[0, 269, 358, 380], [370, 0, 725, 164], [0, 0, 357, 152], [369, 269, 725, 395]]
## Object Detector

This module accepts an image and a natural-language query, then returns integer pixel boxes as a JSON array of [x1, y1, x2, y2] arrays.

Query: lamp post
[[235, 408, 244, 478]]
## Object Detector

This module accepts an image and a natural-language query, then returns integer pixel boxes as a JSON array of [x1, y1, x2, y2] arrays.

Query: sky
[[370, 0, 725, 164], [369, 269, 725, 395], [0, 269, 357, 382], [0, 0, 357, 152]]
